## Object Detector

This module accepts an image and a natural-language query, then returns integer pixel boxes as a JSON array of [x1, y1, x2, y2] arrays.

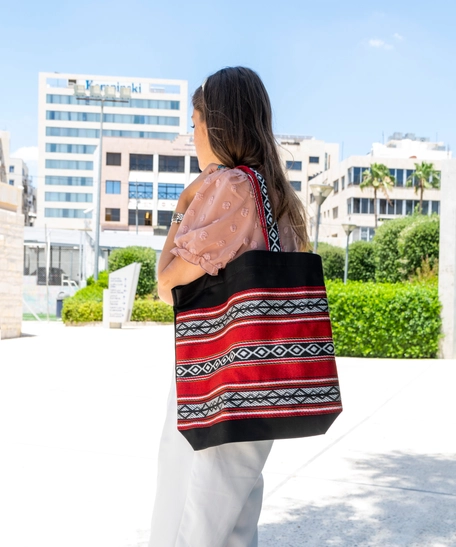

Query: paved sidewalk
[[0, 322, 455, 547]]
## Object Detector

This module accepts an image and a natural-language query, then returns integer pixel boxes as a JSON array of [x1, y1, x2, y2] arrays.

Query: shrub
[[62, 295, 173, 324], [62, 299, 103, 323], [131, 299, 174, 322], [372, 216, 415, 282], [326, 280, 441, 358], [71, 284, 104, 302], [397, 215, 439, 279], [108, 246, 156, 297], [317, 242, 344, 280], [347, 241, 376, 282], [86, 270, 109, 288]]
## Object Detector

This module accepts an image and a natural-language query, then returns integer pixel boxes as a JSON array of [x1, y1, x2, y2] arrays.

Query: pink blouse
[[171, 168, 300, 275]]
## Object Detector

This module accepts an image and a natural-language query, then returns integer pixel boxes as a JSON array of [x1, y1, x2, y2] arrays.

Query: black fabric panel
[[172, 251, 325, 312], [180, 412, 341, 451]]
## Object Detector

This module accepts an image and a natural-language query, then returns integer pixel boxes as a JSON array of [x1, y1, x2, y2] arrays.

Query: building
[[99, 134, 199, 233], [37, 72, 188, 229], [276, 135, 339, 205], [0, 131, 24, 339], [8, 157, 36, 226], [308, 133, 452, 247]]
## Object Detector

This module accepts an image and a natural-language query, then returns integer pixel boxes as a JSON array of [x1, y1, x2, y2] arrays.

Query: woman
[[149, 66, 308, 547]]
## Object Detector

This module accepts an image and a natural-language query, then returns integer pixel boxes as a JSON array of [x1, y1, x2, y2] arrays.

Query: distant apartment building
[[99, 134, 199, 233], [8, 158, 36, 226], [308, 133, 452, 247], [37, 72, 188, 229]]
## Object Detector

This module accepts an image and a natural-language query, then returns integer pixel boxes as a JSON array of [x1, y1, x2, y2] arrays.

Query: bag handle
[[236, 166, 282, 252]]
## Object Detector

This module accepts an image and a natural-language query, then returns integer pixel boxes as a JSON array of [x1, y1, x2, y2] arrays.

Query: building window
[[360, 227, 375, 242], [9, 180, 14, 186], [290, 181, 302, 192], [130, 154, 153, 171], [421, 201, 429, 215], [45, 176, 93, 186], [332, 207, 338, 219], [353, 198, 360, 214], [45, 159, 93, 170], [105, 208, 120, 222], [286, 160, 302, 170], [46, 143, 97, 154], [157, 210, 173, 227], [348, 167, 366, 185], [9, 165, 14, 173], [45, 208, 91, 218], [395, 199, 403, 215], [333, 179, 339, 194], [341, 176, 345, 190], [158, 183, 184, 200], [106, 153, 121, 166], [47, 94, 180, 110], [309, 156, 319, 164], [106, 180, 121, 194], [129, 182, 153, 199], [432, 201, 440, 214], [128, 209, 153, 226], [45, 192, 92, 203], [347, 198, 352, 215], [190, 156, 200, 173], [159, 155, 185, 173]]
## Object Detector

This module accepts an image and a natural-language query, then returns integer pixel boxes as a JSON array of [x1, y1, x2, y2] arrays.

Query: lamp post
[[310, 183, 333, 253], [73, 83, 131, 280], [342, 222, 357, 284]]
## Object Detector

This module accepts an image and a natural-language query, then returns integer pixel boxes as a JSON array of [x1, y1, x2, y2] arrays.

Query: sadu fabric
[[172, 166, 342, 451]]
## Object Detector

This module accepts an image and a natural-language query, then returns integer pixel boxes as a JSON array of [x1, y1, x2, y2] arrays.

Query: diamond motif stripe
[[176, 297, 329, 338], [177, 386, 342, 419], [176, 341, 335, 378]]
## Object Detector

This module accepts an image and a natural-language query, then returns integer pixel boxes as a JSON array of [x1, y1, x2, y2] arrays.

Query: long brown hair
[[192, 67, 309, 249]]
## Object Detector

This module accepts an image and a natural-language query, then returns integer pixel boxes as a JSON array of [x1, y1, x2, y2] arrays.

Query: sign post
[[103, 263, 141, 328]]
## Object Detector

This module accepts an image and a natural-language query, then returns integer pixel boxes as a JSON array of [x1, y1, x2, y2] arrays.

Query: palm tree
[[406, 162, 440, 212], [360, 163, 395, 228]]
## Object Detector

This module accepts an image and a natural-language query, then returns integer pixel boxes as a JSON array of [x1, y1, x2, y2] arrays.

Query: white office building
[[308, 133, 452, 247], [37, 72, 188, 229]]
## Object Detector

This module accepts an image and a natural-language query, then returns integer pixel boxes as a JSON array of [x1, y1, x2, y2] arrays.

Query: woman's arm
[[157, 164, 219, 305]]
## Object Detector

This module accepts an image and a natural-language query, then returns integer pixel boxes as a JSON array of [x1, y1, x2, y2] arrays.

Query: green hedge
[[318, 243, 345, 280], [326, 280, 441, 358], [347, 241, 376, 282], [62, 296, 173, 324]]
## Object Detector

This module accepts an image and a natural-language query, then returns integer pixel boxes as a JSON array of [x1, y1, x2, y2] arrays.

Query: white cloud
[[11, 146, 38, 162], [369, 39, 394, 50], [394, 33, 404, 41]]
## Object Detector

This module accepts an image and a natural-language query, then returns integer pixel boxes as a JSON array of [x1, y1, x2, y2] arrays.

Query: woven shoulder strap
[[236, 166, 282, 252]]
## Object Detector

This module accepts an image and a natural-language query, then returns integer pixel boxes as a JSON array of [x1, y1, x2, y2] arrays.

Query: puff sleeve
[[170, 168, 261, 275]]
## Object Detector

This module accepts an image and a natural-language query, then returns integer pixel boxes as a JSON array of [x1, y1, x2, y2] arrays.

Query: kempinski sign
[[85, 80, 143, 94]]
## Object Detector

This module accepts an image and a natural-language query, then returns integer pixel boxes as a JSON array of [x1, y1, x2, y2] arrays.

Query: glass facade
[[47, 94, 180, 110], [290, 181, 301, 192], [46, 127, 178, 140], [159, 156, 185, 173], [45, 159, 93, 170], [129, 182, 153, 199], [45, 208, 91, 218], [45, 192, 93, 202], [158, 183, 184, 199], [105, 208, 120, 221], [46, 143, 97, 154], [45, 175, 93, 186], [286, 160, 302, 170], [347, 197, 440, 216], [106, 180, 121, 194], [128, 209, 153, 226], [130, 154, 153, 171], [46, 111, 179, 126], [157, 210, 173, 227], [309, 156, 319, 164]]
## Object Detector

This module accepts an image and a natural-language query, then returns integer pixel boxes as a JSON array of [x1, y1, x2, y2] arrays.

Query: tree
[[360, 163, 395, 228], [406, 162, 440, 212]]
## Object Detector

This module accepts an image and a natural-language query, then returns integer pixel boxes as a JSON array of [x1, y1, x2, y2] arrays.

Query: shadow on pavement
[[259, 451, 456, 547]]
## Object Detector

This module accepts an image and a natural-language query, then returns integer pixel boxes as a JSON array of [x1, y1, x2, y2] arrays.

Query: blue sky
[[1, 0, 455, 181]]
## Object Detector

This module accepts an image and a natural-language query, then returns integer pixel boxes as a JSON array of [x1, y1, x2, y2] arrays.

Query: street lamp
[[74, 84, 131, 280], [342, 222, 357, 284], [310, 183, 333, 253]]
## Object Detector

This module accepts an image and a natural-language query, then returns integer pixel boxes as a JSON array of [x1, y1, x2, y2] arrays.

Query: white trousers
[[148, 373, 273, 547]]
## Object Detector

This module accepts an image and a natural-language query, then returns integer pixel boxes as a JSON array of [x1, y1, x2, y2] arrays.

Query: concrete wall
[[438, 160, 456, 358], [0, 183, 24, 339]]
